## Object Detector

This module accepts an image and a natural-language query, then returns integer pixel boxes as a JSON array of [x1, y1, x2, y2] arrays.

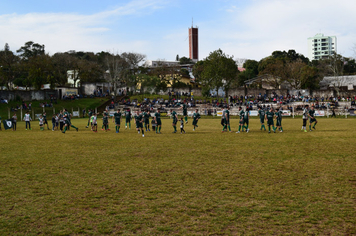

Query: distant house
[[319, 75, 356, 90], [67, 70, 80, 87]]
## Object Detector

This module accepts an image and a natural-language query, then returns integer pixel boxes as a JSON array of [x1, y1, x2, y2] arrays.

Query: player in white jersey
[[23, 111, 32, 130], [92, 113, 98, 132], [301, 105, 309, 132], [39, 115, 44, 131]]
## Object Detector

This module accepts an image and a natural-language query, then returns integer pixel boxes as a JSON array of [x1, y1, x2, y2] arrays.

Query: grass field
[[0, 117, 356, 235]]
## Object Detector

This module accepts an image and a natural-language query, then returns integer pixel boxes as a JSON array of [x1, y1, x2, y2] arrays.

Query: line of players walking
[[221, 104, 318, 133], [12, 101, 318, 136]]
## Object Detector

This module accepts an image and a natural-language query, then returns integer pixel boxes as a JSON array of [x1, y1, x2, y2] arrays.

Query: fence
[[8, 107, 99, 121]]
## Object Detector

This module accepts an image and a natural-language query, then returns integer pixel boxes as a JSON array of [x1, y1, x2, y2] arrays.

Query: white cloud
[[198, 0, 356, 60], [0, 0, 169, 54]]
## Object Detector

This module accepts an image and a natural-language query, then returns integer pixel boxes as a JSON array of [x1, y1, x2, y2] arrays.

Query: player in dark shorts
[[43, 112, 50, 130], [236, 107, 245, 133], [125, 108, 131, 129], [62, 108, 79, 133], [192, 109, 201, 131], [143, 110, 150, 131], [154, 108, 162, 134], [134, 111, 145, 137], [258, 107, 266, 131], [102, 112, 109, 132], [86, 109, 93, 128], [308, 105, 318, 131], [171, 109, 178, 133], [180, 101, 188, 124], [112, 109, 122, 133], [275, 107, 283, 132], [302, 105, 309, 132], [243, 108, 250, 133], [265, 107, 276, 133]]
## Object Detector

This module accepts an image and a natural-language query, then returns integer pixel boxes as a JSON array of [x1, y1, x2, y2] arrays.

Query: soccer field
[[1, 118, 356, 235]]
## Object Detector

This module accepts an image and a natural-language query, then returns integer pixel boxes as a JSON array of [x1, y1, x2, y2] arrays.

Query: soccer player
[[243, 108, 250, 133], [43, 112, 50, 130], [62, 109, 79, 133], [12, 113, 17, 131], [86, 109, 93, 128], [192, 109, 201, 131], [23, 111, 32, 130], [221, 107, 227, 132], [180, 101, 188, 124], [112, 109, 122, 133], [92, 113, 98, 132], [170, 109, 178, 133], [125, 108, 131, 129], [308, 105, 318, 131], [154, 108, 162, 134], [51, 114, 56, 131], [180, 117, 185, 134], [102, 112, 109, 132], [39, 115, 44, 131], [102, 109, 110, 131], [258, 107, 266, 131], [59, 110, 64, 131], [265, 107, 276, 133], [275, 107, 283, 132], [143, 110, 150, 131], [302, 105, 308, 132], [135, 111, 145, 137], [236, 107, 245, 133]]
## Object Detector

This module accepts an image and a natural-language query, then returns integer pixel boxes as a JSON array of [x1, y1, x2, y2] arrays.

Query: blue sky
[[1, 0, 356, 63]]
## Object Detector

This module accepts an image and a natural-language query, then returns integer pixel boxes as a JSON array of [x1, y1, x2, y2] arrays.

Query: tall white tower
[[307, 33, 337, 60]]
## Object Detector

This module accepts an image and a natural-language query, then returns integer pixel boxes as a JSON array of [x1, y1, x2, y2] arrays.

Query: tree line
[[1, 41, 356, 98], [193, 49, 356, 97], [0, 41, 196, 97]]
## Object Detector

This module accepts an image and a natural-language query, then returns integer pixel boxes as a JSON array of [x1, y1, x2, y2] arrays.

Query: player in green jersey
[[134, 111, 145, 137], [222, 106, 232, 132], [265, 107, 276, 133], [192, 109, 201, 131], [258, 107, 266, 131], [243, 108, 250, 133], [275, 107, 283, 132], [154, 108, 162, 134], [236, 107, 245, 133], [101, 109, 110, 131], [143, 110, 151, 131], [180, 101, 188, 124], [102, 112, 109, 132], [170, 109, 178, 133], [308, 105, 318, 131], [112, 109, 122, 133], [86, 109, 93, 128], [43, 112, 50, 130], [62, 108, 79, 133], [125, 108, 131, 129]]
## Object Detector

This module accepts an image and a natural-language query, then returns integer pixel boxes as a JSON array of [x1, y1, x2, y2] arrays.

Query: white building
[[144, 60, 180, 67], [307, 33, 337, 60]]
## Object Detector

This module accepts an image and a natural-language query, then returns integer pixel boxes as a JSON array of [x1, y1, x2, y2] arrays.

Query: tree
[[17, 41, 45, 61], [284, 59, 307, 89], [179, 56, 193, 65], [105, 52, 130, 98], [259, 58, 285, 89], [198, 49, 238, 97], [0, 43, 19, 90]]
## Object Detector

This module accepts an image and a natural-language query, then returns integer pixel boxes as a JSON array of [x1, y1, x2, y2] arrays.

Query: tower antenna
[[192, 18, 193, 27]]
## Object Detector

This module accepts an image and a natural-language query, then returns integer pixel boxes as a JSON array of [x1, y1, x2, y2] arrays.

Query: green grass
[[0, 118, 356, 235], [0, 98, 109, 120]]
